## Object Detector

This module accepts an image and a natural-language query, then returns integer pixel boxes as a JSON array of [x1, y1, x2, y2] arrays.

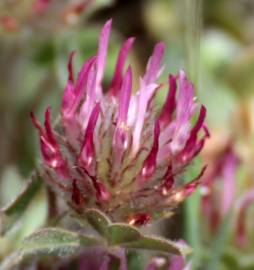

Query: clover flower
[[31, 19, 209, 224], [201, 144, 239, 232]]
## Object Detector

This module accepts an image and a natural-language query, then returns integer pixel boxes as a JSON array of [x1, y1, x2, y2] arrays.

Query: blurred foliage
[[1, 0, 254, 269]]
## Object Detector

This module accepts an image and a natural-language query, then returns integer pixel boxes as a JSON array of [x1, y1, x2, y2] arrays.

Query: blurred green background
[[1, 0, 254, 269]]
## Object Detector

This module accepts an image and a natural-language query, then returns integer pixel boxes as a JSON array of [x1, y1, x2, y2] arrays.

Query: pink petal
[[95, 19, 112, 99], [221, 149, 239, 215], [62, 56, 97, 143], [117, 66, 132, 124], [94, 180, 111, 203], [128, 213, 151, 226], [169, 167, 206, 203], [143, 42, 165, 84], [158, 74, 177, 125], [75, 56, 97, 96], [169, 255, 185, 270], [139, 121, 160, 183], [79, 60, 98, 131], [86, 173, 111, 203], [79, 103, 100, 173], [44, 107, 58, 146], [113, 66, 132, 151], [71, 179, 85, 206], [31, 109, 69, 178], [131, 43, 165, 154], [177, 105, 207, 163], [109, 37, 135, 97], [170, 70, 197, 154], [132, 79, 158, 155], [161, 163, 175, 194], [62, 56, 96, 117]]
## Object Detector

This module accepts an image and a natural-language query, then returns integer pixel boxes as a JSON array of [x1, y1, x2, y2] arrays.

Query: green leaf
[[107, 224, 142, 246], [124, 236, 192, 256], [0, 228, 104, 269], [0, 173, 42, 217], [84, 208, 111, 236], [20, 228, 102, 257], [0, 173, 42, 235]]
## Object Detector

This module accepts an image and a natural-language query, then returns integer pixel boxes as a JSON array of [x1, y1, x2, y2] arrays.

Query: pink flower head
[[32, 19, 209, 223], [201, 144, 239, 233], [33, 0, 51, 14]]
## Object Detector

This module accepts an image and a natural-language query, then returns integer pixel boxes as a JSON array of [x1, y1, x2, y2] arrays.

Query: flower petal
[[159, 74, 177, 126], [169, 70, 197, 154], [113, 66, 132, 151], [79, 103, 100, 173], [139, 121, 160, 183], [31, 108, 69, 178], [109, 37, 135, 97], [132, 79, 158, 155], [95, 19, 112, 99], [143, 42, 165, 84]]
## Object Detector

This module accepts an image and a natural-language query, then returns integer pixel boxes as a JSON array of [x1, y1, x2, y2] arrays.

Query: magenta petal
[[79, 103, 100, 172], [143, 42, 165, 84], [71, 179, 85, 206], [221, 149, 239, 215], [31, 110, 69, 178], [62, 56, 96, 117], [171, 167, 206, 203], [44, 107, 58, 146], [109, 37, 135, 96], [132, 79, 158, 155], [169, 70, 197, 154], [169, 255, 185, 270], [189, 105, 206, 139], [94, 180, 111, 203], [184, 166, 206, 196], [95, 19, 112, 97], [128, 213, 151, 226], [62, 57, 98, 144], [140, 121, 160, 182], [75, 56, 97, 96], [176, 105, 207, 163], [118, 66, 132, 124], [113, 66, 132, 151], [159, 74, 177, 125], [162, 163, 174, 193], [61, 80, 75, 116]]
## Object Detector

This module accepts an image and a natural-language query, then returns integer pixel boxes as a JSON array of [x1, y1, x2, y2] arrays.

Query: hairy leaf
[[107, 224, 142, 245], [84, 208, 111, 236], [20, 228, 102, 257], [123, 236, 192, 256]]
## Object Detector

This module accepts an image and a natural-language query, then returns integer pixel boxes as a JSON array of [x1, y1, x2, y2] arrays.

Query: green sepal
[[123, 235, 192, 256], [84, 208, 111, 236], [106, 223, 142, 245]]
